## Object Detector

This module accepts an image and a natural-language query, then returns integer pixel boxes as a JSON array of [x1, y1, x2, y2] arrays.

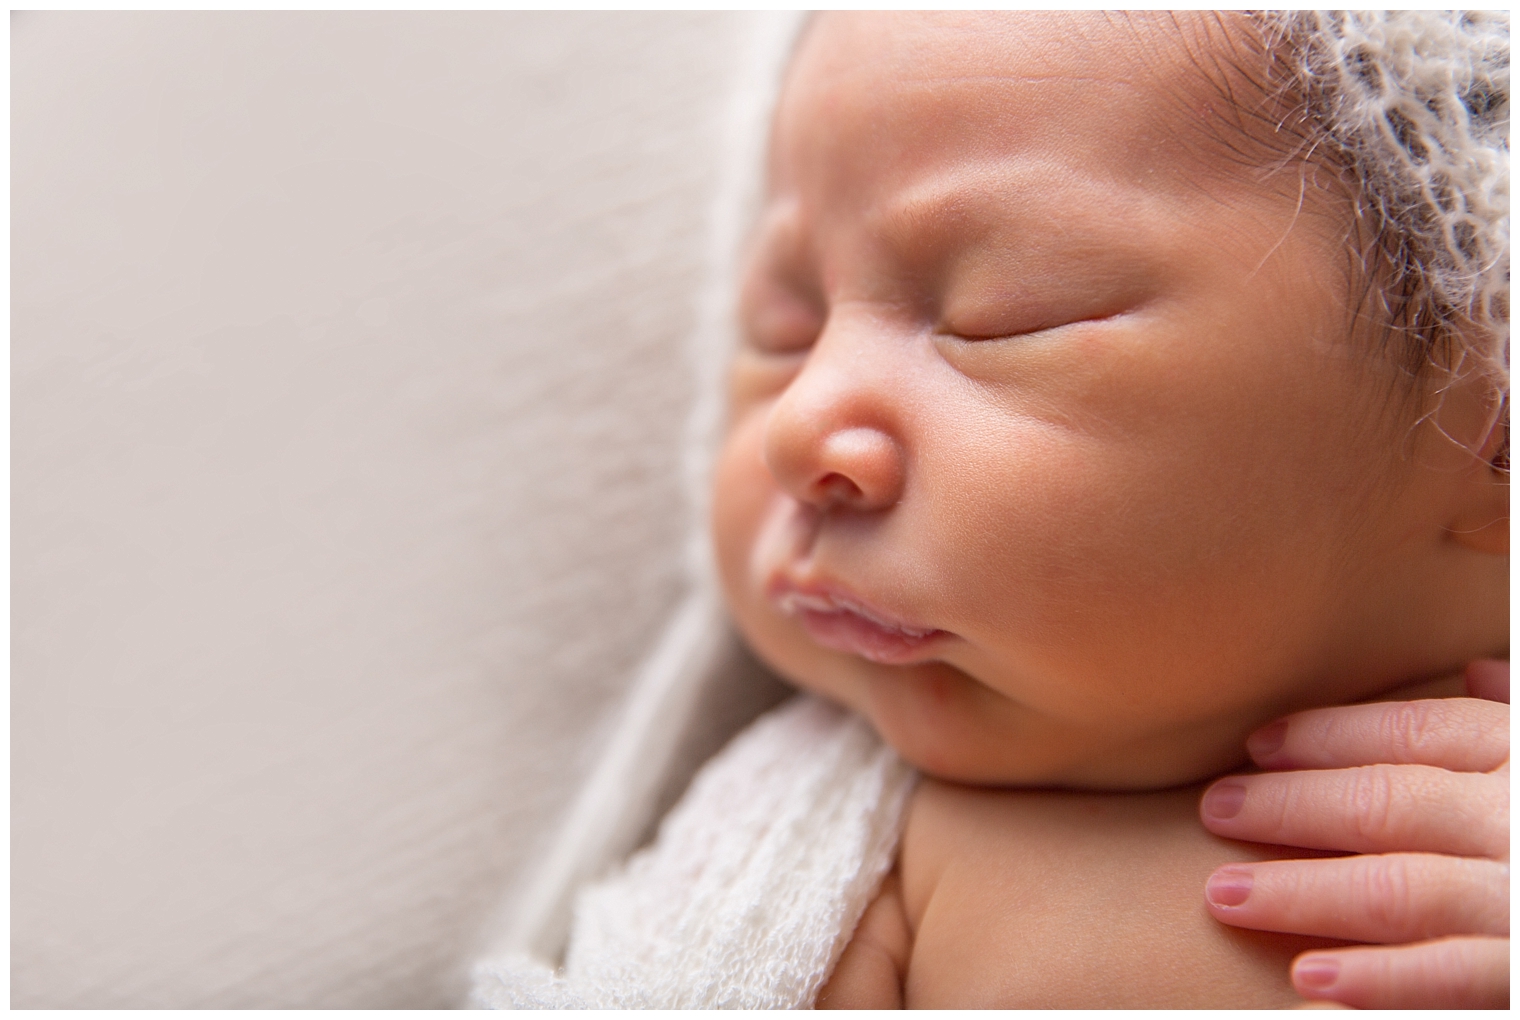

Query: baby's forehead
[[771, 13, 1285, 219], [788, 12, 1262, 118]]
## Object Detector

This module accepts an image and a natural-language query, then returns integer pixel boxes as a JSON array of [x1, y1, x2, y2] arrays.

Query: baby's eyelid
[[937, 306, 1136, 343], [743, 309, 822, 354], [743, 286, 826, 353], [935, 321, 1048, 343]]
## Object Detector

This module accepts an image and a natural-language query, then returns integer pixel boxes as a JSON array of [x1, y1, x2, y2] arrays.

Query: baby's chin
[[735, 603, 1265, 791], [827, 663, 1259, 792]]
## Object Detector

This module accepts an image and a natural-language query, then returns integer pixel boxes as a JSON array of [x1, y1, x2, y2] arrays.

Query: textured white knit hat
[[1275, 11, 1509, 381]]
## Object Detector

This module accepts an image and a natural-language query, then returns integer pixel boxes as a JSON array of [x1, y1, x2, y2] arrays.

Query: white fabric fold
[[471, 695, 917, 1009]]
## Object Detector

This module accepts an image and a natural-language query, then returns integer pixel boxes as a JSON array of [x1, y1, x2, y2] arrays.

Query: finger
[[1204, 853, 1509, 942], [1246, 698, 1509, 772], [1200, 765, 1508, 857], [1466, 659, 1510, 704], [1291, 936, 1509, 1009]]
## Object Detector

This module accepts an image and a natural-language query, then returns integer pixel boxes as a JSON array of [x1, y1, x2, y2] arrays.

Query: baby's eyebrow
[[862, 163, 1175, 299], [868, 160, 1118, 264], [894, 73, 1141, 93]]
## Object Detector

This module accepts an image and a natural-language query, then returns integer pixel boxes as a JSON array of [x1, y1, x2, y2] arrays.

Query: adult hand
[[1198, 660, 1509, 1009]]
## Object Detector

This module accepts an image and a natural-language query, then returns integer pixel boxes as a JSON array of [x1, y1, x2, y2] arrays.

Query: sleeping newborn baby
[[476, 11, 1508, 1009]]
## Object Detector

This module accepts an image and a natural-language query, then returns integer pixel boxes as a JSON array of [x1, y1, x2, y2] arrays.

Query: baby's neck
[[1364, 669, 1468, 703]]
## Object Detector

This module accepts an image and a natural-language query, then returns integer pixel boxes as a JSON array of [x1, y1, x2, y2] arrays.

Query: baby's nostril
[[818, 472, 864, 506]]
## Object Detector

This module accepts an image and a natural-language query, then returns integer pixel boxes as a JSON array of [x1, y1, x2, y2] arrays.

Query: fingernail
[[1247, 719, 1288, 760], [1202, 781, 1247, 820], [1205, 866, 1253, 907], [1294, 957, 1341, 991]]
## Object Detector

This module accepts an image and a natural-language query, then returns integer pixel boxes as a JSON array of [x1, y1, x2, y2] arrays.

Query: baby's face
[[713, 13, 1492, 788]]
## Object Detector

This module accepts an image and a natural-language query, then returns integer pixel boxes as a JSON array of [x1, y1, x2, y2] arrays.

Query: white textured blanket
[[470, 696, 917, 1009]]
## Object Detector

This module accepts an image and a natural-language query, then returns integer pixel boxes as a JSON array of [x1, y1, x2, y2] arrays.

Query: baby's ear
[[1445, 395, 1508, 556]]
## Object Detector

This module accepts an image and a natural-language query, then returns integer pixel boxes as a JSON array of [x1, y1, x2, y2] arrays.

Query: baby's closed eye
[[740, 273, 823, 353], [935, 247, 1157, 344]]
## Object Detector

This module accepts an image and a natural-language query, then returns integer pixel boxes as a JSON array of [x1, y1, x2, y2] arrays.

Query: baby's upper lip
[[766, 574, 941, 639]]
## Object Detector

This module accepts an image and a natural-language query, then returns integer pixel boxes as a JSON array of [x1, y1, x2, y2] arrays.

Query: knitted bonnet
[[1270, 11, 1509, 386]]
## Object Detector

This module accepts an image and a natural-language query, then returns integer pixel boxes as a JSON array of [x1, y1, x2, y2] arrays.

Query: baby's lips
[[767, 575, 936, 636], [775, 589, 841, 617], [775, 588, 934, 638], [792, 602, 946, 666], [768, 576, 948, 665]]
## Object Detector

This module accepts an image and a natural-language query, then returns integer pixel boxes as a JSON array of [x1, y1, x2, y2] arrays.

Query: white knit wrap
[[470, 696, 917, 1009], [1280, 11, 1510, 369]]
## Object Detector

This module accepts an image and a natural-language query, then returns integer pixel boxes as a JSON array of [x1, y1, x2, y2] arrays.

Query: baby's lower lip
[[776, 590, 946, 665]]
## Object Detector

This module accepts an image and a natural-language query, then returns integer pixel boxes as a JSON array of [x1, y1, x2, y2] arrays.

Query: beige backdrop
[[12, 12, 788, 1007]]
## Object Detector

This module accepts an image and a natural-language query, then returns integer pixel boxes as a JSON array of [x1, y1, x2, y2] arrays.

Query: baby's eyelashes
[[937, 285, 1151, 344]]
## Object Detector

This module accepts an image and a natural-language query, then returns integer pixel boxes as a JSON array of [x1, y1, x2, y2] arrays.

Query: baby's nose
[[762, 367, 906, 513]]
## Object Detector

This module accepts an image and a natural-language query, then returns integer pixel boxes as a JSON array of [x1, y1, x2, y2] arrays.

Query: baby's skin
[[712, 12, 1508, 1009], [816, 669, 1507, 1008]]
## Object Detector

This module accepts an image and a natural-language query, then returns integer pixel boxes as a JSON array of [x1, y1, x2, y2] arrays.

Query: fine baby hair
[[473, 10, 1508, 1009], [1280, 12, 1507, 381], [1136, 12, 1508, 391], [1218, 11, 1511, 468]]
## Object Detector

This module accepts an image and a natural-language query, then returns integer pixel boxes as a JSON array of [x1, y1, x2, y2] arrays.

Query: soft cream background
[[13, 12, 789, 1007]]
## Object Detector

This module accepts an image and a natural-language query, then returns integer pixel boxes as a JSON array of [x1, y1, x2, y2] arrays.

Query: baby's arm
[[1200, 662, 1509, 1009], [816, 870, 910, 1009]]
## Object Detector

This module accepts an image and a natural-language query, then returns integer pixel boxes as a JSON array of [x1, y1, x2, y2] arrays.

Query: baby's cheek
[[863, 661, 1122, 786], [727, 351, 802, 414], [712, 409, 819, 674], [711, 416, 772, 592]]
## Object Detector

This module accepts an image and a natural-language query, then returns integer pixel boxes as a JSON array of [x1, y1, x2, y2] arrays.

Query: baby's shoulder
[[896, 779, 1335, 1008]]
